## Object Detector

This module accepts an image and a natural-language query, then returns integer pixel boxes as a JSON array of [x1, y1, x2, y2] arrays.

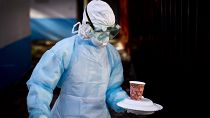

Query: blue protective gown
[[26, 34, 129, 118]]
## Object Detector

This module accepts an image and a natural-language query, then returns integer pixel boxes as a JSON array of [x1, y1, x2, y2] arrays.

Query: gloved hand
[[38, 115, 48, 118], [127, 109, 155, 115]]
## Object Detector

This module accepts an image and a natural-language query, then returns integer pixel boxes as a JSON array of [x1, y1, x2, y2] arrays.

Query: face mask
[[91, 32, 110, 47]]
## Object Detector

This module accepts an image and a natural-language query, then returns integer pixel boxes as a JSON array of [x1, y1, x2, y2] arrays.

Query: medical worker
[[26, 0, 134, 118]]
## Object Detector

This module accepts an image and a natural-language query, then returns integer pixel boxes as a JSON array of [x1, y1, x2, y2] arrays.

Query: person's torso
[[51, 36, 112, 118]]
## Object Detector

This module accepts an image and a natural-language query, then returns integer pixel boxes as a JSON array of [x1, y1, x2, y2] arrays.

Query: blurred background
[[0, 0, 209, 117]]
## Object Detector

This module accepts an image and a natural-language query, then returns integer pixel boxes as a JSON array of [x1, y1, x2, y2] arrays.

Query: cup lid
[[129, 81, 145, 85]]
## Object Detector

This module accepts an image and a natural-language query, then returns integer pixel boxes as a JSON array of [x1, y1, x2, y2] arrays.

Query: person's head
[[82, 0, 115, 29], [78, 0, 120, 46]]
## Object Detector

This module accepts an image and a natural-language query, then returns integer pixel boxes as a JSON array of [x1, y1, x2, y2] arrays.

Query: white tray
[[117, 97, 163, 111]]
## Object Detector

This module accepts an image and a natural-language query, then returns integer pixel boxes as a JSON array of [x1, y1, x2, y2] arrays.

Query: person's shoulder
[[106, 43, 121, 59], [54, 35, 78, 47], [107, 43, 118, 53], [57, 35, 78, 45], [50, 35, 78, 53]]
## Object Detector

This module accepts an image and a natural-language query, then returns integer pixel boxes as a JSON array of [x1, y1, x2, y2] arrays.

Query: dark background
[[127, 0, 209, 117]]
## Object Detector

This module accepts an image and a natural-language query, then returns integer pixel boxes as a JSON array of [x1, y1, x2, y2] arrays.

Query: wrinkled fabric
[[78, 23, 92, 38], [82, 0, 115, 28], [39, 115, 48, 118], [27, 34, 128, 118]]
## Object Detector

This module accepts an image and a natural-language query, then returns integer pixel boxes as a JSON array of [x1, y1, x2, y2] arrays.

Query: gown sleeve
[[106, 46, 129, 113], [26, 50, 64, 118], [26, 36, 76, 118]]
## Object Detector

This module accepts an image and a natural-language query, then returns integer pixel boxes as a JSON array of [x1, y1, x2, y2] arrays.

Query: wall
[[0, 0, 31, 88], [30, 0, 77, 40], [0, 0, 30, 48]]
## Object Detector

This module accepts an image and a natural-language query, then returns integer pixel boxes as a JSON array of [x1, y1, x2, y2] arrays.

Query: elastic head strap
[[85, 7, 95, 30]]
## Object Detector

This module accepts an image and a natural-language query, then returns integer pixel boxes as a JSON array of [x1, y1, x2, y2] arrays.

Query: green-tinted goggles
[[93, 24, 121, 40], [85, 6, 120, 39]]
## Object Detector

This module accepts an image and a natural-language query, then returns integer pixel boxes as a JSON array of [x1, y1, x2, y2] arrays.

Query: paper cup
[[130, 81, 145, 101]]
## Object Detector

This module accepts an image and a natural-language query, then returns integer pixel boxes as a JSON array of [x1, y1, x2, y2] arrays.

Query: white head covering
[[82, 0, 115, 29], [72, 0, 115, 44]]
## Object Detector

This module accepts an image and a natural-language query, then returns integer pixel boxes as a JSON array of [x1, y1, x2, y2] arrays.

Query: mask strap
[[72, 22, 81, 34]]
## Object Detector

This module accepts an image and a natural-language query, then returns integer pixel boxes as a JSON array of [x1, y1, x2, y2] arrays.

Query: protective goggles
[[85, 7, 120, 40]]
